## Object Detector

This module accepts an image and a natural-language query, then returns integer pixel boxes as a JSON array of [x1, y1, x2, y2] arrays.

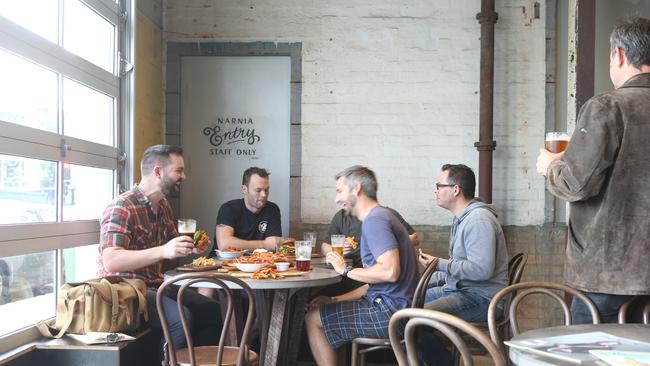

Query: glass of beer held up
[[331, 235, 345, 256], [178, 218, 196, 237], [545, 132, 570, 153]]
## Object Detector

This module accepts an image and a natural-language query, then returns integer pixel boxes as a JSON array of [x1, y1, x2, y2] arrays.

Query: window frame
[[0, 0, 134, 352]]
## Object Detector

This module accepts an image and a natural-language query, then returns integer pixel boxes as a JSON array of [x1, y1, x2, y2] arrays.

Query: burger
[[277, 237, 296, 255], [193, 230, 209, 251]]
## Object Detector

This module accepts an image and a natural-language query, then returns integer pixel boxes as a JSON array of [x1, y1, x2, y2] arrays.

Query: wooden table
[[508, 323, 650, 365], [165, 261, 341, 366]]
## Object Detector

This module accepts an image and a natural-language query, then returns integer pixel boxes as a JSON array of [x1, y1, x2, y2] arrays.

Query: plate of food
[[233, 262, 267, 273], [215, 248, 245, 259], [178, 256, 221, 271]]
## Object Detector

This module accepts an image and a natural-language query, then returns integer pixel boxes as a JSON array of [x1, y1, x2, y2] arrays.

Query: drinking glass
[[545, 132, 570, 153], [178, 218, 196, 237], [295, 241, 312, 271], [331, 234, 345, 256], [303, 231, 317, 252]]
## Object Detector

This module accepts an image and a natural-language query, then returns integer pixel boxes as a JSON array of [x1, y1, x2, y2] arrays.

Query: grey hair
[[610, 17, 650, 69], [140, 145, 183, 176], [335, 165, 378, 200]]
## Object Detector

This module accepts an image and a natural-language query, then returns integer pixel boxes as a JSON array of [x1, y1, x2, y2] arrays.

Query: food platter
[[177, 264, 221, 271]]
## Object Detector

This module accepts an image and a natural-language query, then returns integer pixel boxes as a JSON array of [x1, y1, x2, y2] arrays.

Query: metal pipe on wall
[[474, 0, 498, 203]]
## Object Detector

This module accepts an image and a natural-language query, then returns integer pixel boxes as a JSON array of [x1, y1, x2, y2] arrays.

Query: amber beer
[[331, 235, 345, 257], [545, 132, 570, 153], [295, 241, 312, 272], [296, 259, 311, 271], [332, 246, 344, 256]]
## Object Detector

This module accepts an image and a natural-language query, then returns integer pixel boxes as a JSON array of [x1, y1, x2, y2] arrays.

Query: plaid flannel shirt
[[97, 185, 178, 285]]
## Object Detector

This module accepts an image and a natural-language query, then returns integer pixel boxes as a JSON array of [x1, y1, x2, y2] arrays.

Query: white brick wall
[[164, 0, 547, 226]]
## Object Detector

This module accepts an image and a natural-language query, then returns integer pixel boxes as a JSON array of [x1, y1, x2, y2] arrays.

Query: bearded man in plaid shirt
[[98, 145, 220, 353]]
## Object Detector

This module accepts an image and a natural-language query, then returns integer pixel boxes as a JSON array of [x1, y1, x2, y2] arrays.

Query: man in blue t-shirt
[[305, 165, 418, 365], [213, 167, 282, 252]]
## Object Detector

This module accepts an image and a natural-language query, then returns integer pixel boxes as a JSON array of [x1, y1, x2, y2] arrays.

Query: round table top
[[164, 262, 342, 290], [509, 323, 650, 366]]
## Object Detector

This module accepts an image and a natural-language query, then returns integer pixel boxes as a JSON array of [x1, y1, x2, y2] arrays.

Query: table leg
[[263, 289, 289, 366], [283, 289, 309, 366]]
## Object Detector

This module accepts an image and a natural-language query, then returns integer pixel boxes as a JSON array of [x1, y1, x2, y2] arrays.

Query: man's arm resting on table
[[215, 224, 277, 251], [346, 249, 400, 284]]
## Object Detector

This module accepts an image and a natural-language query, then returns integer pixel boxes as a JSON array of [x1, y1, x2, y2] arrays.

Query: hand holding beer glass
[[331, 235, 345, 256], [545, 132, 570, 153]]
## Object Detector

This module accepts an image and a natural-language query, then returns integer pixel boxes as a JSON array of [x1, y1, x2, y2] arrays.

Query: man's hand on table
[[326, 251, 347, 274]]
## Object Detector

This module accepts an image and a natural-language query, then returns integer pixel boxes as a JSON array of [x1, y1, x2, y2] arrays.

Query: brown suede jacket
[[547, 72, 650, 295]]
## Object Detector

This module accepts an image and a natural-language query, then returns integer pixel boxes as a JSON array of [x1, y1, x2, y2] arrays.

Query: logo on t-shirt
[[258, 221, 268, 233]]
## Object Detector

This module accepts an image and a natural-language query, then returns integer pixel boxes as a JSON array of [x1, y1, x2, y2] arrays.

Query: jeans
[[571, 292, 633, 324], [424, 286, 499, 322], [146, 288, 222, 353]]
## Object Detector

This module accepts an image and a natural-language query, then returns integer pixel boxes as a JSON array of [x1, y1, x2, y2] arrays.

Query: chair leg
[[351, 342, 358, 366]]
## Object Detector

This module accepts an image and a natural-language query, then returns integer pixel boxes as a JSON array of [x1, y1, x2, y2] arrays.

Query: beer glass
[[295, 241, 312, 271], [331, 235, 345, 256], [304, 231, 317, 253], [178, 218, 196, 238], [545, 132, 570, 153]]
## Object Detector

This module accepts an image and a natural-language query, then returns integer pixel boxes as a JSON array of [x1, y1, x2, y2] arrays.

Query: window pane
[[63, 78, 114, 146], [63, 0, 115, 73], [0, 49, 57, 133], [63, 244, 99, 283], [0, 155, 56, 225], [0, 252, 56, 336], [0, 0, 58, 43], [62, 164, 113, 221]]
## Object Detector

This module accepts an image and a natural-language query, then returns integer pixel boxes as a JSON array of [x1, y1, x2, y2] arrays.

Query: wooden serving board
[[228, 269, 308, 278], [177, 264, 221, 272]]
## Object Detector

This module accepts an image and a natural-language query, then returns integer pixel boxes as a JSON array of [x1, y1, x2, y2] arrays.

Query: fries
[[223, 247, 242, 252], [233, 252, 289, 265], [190, 256, 217, 267], [251, 266, 285, 280]]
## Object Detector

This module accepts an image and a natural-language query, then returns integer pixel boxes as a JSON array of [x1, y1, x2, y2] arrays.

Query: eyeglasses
[[435, 182, 457, 190]]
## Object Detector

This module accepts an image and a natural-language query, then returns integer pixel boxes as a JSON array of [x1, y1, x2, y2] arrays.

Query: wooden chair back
[[389, 308, 506, 366], [618, 296, 650, 324], [487, 281, 600, 348], [157, 273, 256, 366]]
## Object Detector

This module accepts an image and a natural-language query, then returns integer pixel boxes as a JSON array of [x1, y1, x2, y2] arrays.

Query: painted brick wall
[[163, 0, 547, 227]]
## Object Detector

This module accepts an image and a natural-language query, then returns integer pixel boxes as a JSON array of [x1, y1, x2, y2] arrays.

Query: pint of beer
[[545, 132, 570, 153]]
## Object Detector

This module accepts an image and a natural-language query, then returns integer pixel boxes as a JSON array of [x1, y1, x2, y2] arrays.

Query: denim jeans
[[424, 286, 498, 323], [571, 292, 633, 324], [146, 288, 222, 353]]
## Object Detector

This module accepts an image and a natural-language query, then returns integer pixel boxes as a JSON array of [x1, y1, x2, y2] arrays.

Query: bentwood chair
[[618, 296, 650, 324], [487, 281, 600, 357], [389, 308, 507, 366], [350, 258, 439, 366], [157, 273, 258, 366]]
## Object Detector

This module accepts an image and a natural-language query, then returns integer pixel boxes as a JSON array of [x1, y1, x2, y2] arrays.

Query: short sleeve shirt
[[361, 206, 419, 312], [97, 185, 177, 285], [216, 199, 282, 242], [327, 207, 415, 267]]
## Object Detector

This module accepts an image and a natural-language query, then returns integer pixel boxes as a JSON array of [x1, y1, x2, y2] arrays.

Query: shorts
[[320, 296, 393, 349]]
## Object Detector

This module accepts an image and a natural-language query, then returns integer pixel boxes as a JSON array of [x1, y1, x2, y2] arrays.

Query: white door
[[179, 56, 291, 237]]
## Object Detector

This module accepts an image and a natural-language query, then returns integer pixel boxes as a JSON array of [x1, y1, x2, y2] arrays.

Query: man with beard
[[213, 167, 282, 251], [305, 165, 418, 366], [98, 145, 220, 353]]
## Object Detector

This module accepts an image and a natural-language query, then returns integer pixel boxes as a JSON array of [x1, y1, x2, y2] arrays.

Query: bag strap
[[36, 298, 80, 338], [121, 279, 149, 321], [100, 278, 120, 332]]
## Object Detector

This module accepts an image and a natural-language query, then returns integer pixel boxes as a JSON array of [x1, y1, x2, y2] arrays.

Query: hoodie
[[437, 199, 509, 300]]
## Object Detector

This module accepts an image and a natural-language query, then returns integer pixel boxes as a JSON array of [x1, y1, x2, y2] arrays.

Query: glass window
[[63, 244, 99, 283], [0, 1, 59, 44], [63, 0, 116, 73], [63, 78, 115, 146], [0, 252, 56, 335], [0, 155, 56, 225], [0, 49, 58, 133], [62, 164, 113, 221]]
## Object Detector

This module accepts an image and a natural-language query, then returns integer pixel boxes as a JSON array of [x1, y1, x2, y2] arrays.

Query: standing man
[[213, 167, 282, 252], [98, 145, 220, 351], [536, 17, 650, 323], [305, 165, 418, 366], [419, 164, 509, 322]]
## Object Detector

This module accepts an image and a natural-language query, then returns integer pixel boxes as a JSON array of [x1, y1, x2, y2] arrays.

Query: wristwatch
[[341, 265, 353, 277]]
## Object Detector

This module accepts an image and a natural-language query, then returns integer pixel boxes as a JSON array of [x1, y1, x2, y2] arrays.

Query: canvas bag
[[36, 276, 149, 338]]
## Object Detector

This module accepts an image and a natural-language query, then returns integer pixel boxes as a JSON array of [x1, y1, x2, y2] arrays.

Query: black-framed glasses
[[435, 182, 457, 190]]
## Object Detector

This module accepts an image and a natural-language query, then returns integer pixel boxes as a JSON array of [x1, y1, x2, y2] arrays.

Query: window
[[0, 0, 133, 350]]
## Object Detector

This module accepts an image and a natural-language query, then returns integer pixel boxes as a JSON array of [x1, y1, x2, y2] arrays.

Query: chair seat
[[352, 337, 391, 346], [176, 345, 259, 366]]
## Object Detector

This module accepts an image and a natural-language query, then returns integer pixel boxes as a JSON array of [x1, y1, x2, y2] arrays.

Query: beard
[[342, 195, 357, 216], [160, 174, 181, 198]]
